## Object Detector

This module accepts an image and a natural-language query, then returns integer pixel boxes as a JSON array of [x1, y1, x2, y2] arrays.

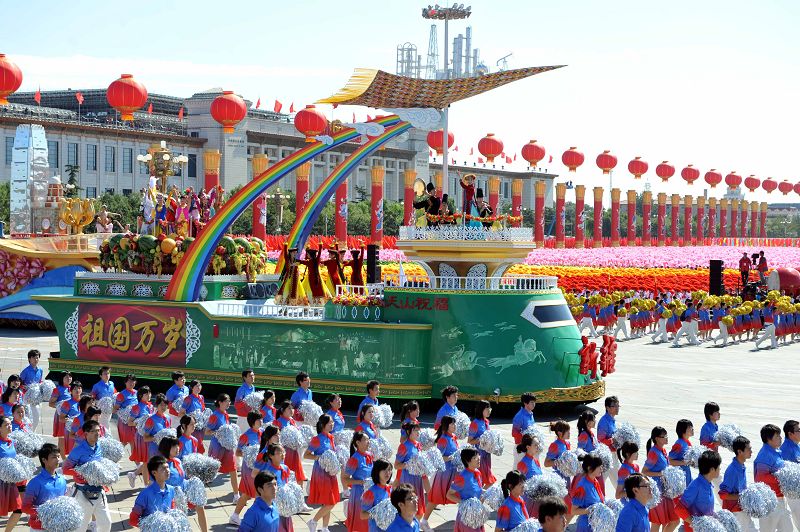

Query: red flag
[[34, 87, 41, 105], [429, 150, 434, 157], [366, 115, 372, 121], [470, 147, 474, 156], [273, 100, 282, 113], [452, 158, 456, 165], [332, 103, 339, 109], [75, 92, 84, 105], [548, 155, 553, 163], [178, 106, 184, 121], [352, 113, 356, 123], [255, 97, 261, 109], [513, 153, 517, 161], [147, 103, 153, 115], [289, 102, 295, 113], [478, 157, 485, 164], [453, 145, 459, 152], [506, 156, 512, 164]]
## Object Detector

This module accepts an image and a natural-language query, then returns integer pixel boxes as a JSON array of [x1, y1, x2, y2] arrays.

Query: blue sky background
[[4, 0, 799, 204]]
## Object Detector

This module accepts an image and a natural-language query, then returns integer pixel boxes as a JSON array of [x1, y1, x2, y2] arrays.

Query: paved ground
[[0, 327, 797, 530]]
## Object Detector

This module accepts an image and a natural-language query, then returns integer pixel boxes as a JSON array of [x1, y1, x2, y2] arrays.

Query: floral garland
[[425, 213, 462, 223], [332, 292, 384, 307]]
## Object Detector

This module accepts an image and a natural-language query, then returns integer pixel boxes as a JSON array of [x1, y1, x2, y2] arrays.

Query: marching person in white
[[755, 317, 778, 350], [651, 301, 669, 343], [19, 349, 43, 431], [62, 419, 112, 532], [578, 300, 599, 338], [672, 301, 700, 346], [713, 317, 730, 347], [613, 307, 629, 340]]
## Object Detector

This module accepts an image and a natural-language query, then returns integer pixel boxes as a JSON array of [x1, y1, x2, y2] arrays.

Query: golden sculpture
[[58, 197, 96, 234]]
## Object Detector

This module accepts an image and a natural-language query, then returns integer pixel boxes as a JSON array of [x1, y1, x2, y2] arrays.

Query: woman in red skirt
[[48, 371, 72, 455], [304, 414, 339, 532], [642, 426, 680, 532], [0, 416, 23, 529], [231, 410, 264, 525], [205, 393, 239, 498], [128, 385, 154, 488], [343, 431, 374, 531], [424, 415, 458, 527], [273, 400, 307, 487], [113, 374, 138, 452]]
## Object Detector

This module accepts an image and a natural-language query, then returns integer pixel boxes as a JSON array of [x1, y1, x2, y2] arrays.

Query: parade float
[[33, 65, 612, 405]]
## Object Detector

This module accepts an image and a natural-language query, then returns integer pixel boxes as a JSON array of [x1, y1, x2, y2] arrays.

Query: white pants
[[74, 488, 112, 532], [170, 414, 182, 429], [758, 497, 793, 532], [29, 404, 40, 431], [673, 321, 698, 344], [787, 498, 800, 530], [602, 452, 620, 493], [714, 322, 729, 346], [651, 318, 668, 343], [733, 511, 757, 532], [237, 416, 249, 434], [613, 318, 629, 340], [755, 323, 777, 349], [579, 317, 598, 337]]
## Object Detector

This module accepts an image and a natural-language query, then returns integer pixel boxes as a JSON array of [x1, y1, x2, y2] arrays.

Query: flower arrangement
[[332, 292, 384, 307], [0, 251, 46, 298]]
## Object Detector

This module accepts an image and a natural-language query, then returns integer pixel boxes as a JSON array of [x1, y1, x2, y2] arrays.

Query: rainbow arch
[[165, 115, 401, 302]]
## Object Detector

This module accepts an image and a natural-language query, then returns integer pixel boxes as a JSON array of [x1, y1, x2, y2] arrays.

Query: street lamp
[[422, 3, 471, 198], [265, 187, 290, 234], [136, 140, 189, 193]]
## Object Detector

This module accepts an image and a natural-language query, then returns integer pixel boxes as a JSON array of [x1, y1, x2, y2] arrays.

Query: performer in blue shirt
[[22, 443, 68, 532], [495, 470, 530, 531], [718, 436, 756, 532], [782, 420, 800, 527], [386, 483, 420, 532], [676, 450, 720, 530], [447, 448, 485, 531], [62, 420, 112, 532], [668, 419, 694, 487], [129, 456, 176, 527], [511, 392, 536, 447], [537, 497, 569, 532], [615, 473, 652, 531], [239, 471, 280, 532], [571, 455, 604, 532], [164, 371, 189, 428], [598, 395, 621, 487], [234, 369, 257, 433], [434, 385, 459, 429], [289, 371, 312, 422], [19, 349, 43, 431], [357, 380, 381, 420], [699, 402, 720, 452], [324, 394, 346, 433], [90, 366, 116, 401]]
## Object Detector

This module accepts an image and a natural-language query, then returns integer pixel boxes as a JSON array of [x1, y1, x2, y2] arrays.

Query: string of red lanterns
[[627, 157, 648, 179]]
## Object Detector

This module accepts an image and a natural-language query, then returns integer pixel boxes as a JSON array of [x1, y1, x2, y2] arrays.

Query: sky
[[3, 0, 800, 205]]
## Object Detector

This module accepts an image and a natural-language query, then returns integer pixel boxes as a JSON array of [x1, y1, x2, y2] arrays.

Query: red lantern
[[293, 105, 328, 143], [477, 133, 504, 163], [655, 161, 675, 182], [681, 164, 700, 185], [562, 147, 585, 172], [106, 74, 148, 121], [794, 182, 800, 196], [0, 54, 23, 106], [725, 171, 742, 189], [426, 129, 454, 155], [744, 175, 760, 192], [210, 91, 247, 134], [778, 179, 793, 195], [596, 150, 618, 175], [762, 177, 777, 194], [704, 169, 722, 188], [521, 139, 546, 167], [627, 156, 648, 179]]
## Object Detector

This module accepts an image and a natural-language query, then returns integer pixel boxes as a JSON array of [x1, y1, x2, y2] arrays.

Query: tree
[[85, 191, 141, 233], [63, 164, 81, 198], [0, 182, 9, 228]]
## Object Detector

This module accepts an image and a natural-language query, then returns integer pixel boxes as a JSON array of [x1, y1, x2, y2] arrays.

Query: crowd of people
[[0, 351, 799, 531]]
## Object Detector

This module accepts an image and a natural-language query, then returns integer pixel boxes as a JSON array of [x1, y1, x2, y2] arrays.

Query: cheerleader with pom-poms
[[495, 470, 530, 532], [570, 455, 605, 532], [112, 373, 137, 451], [668, 419, 694, 487], [468, 400, 496, 487], [64, 394, 93, 454], [205, 393, 239, 498], [176, 415, 200, 460], [274, 400, 306, 486], [446, 447, 485, 532], [577, 411, 597, 454], [324, 393, 346, 434], [424, 415, 459, 525], [180, 379, 206, 454], [260, 389, 277, 425], [57, 381, 82, 455], [304, 414, 340, 532], [158, 436, 209, 532], [142, 393, 171, 461], [128, 385, 154, 488], [615, 441, 640, 500], [232, 410, 264, 524], [516, 433, 543, 516], [642, 426, 680, 532], [343, 430, 374, 531], [394, 422, 427, 519], [356, 404, 380, 439], [544, 420, 573, 489], [360, 459, 393, 532], [0, 416, 23, 529]]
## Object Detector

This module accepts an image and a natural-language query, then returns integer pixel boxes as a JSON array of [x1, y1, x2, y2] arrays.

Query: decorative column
[[611, 188, 621, 247], [251, 154, 268, 241], [370, 165, 385, 245], [403, 169, 416, 225], [760, 202, 768, 238], [708, 197, 717, 239], [750, 202, 758, 238], [696, 196, 705, 243], [511, 179, 523, 228], [657, 193, 667, 246], [335, 180, 348, 242], [295, 162, 310, 220], [626, 190, 637, 246], [488, 177, 500, 214], [720, 199, 728, 237], [671, 194, 680, 246], [592, 186, 604, 248], [683, 195, 693, 245], [740, 200, 749, 238], [574, 185, 586, 248], [555, 183, 566, 248], [204, 149, 221, 191], [433, 172, 443, 199], [642, 191, 652, 246], [535, 180, 546, 247], [730, 199, 739, 238]]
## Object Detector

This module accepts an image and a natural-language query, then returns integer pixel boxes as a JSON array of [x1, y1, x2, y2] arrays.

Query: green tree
[[64, 164, 81, 198], [0, 182, 9, 228]]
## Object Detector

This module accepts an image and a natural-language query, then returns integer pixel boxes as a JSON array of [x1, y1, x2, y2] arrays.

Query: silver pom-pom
[[368, 435, 393, 461], [454, 444, 476, 473], [183, 476, 207, 506], [22, 383, 42, 405], [116, 405, 134, 425], [98, 437, 124, 463], [662, 465, 687, 498], [17, 455, 36, 480], [375, 404, 394, 429], [214, 423, 241, 451], [611, 421, 641, 449], [171, 396, 186, 416], [335, 446, 350, 469], [40, 379, 57, 403], [714, 509, 742, 532], [424, 447, 446, 473], [190, 408, 212, 431], [605, 497, 624, 518], [478, 429, 505, 456], [75, 457, 120, 487], [298, 400, 323, 427], [554, 450, 580, 477], [362, 477, 374, 492], [368, 497, 397, 530], [646, 476, 662, 509], [154, 428, 177, 446], [524, 471, 568, 500], [481, 482, 504, 511], [775, 462, 800, 499], [713, 424, 743, 451], [454, 412, 471, 440], [299, 425, 316, 447], [739, 481, 778, 518], [279, 424, 305, 451], [135, 413, 150, 436], [683, 445, 710, 468], [243, 391, 264, 412], [509, 518, 541, 532], [456, 497, 490, 528], [522, 424, 547, 450], [587, 502, 616, 532], [0, 456, 28, 483], [319, 449, 342, 476], [173, 486, 188, 514], [405, 453, 434, 478], [691, 516, 727, 532], [97, 396, 114, 427], [418, 428, 437, 451], [590, 442, 613, 473], [37, 495, 85, 532], [334, 428, 354, 449], [242, 444, 260, 469], [275, 480, 305, 517], [9, 429, 43, 458], [138, 509, 191, 532], [182, 453, 221, 484]]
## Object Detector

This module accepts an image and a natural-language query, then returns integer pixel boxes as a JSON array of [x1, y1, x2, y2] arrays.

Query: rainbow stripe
[[165, 115, 401, 302]]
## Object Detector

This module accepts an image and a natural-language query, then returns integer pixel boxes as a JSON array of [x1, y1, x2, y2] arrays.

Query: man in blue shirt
[[434, 385, 459, 429], [22, 443, 68, 531], [386, 483, 420, 531], [62, 420, 112, 532], [598, 395, 620, 488], [677, 450, 721, 528], [753, 424, 792, 532], [358, 379, 381, 415], [719, 436, 757, 532], [239, 471, 280, 532], [235, 369, 257, 433], [165, 370, 188, 428], [511, 392, 536, 464], [129, 456, 176, 527], [615, 473, 651, 531], [19, 349, 43, 430], [537, 496, 568, 532], [90, 366, 116, 432], [290, 371, 312, 421], [781, 420, 800, 529]]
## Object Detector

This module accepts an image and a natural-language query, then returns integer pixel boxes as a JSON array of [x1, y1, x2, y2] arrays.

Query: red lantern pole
[[335, 180, 348, 242], [203, 149, 221, 191], [610, 188, 621, 247], [488, 177, 500, 214], [720, 199, 728, 238], [670, 194, 680, 246], [657, 193, 667, 246], [708, 197, 717, 239], [370, 165, 384, 245], [555, 183, 566, 247], [626, 190, 637, 246], [750, 202, 758, 238], [535, 180, 546, 247], [251, 154, 269, 241], [683, 195, 693, 246], [403, 169, 416, 225], [574, 185, 586, 248], [740, 200, 749, 238], [511, 179, 523, 228], [295, 162, 310, 220], [696, 196, 705, 243], [760, 202, 768, 238], [730, 199, 739, 238], [642, 191, 652, 247], [593, 186, 604, 248]]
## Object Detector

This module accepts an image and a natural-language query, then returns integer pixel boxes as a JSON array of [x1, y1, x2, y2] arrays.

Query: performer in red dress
[[304, 414, 340, 532]]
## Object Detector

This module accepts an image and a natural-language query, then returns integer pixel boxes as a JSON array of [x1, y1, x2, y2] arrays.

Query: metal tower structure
[[396, 42, 422, 78], [425, 24, 439, 79]]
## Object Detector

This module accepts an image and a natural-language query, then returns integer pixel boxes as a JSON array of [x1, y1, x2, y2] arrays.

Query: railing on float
[[398, 225, 534, 241], [216, 303, 324, 319], [380, 274, 559, 291], [335, 283, 384, 297]]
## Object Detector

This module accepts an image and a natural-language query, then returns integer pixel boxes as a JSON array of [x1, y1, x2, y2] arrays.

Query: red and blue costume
[[114, 388, 138, 445], [237, 427, 262, 498], [0, 438, 21, 516], [206, 409, 236, 474], [496, 495, 530, 531], [50, 384, 71, 437], [429, 433, 459, 505], [451, 468, 484, 532], [645, 445, 679, 524], [344, 450, 374, 530], [260, 403, 277, 424], [143, 412, 171, 460], [511, 407, 535, 445], [326, 408, 346, 433], [361, 484, 392, 532], [577, 429, 597, 453], [668, 437, 693, 486], [356, 420, 378, 440], [396, 439, 426, 517], [181, 393, 206, 453], [306, 432, 340, 505], [274, 414, 306, 482], [129, 400, 154, 463], [676, 475, 715, 532], [469, 418, 496, 486], [571, 475, 603, 532]]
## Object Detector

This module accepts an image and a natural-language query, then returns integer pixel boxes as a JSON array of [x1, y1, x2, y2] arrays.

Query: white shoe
[[88, 522, 97, 532], [307, 519, 318, 532], [233, 493, 241, 503], [127, 471, 136, 488], [228, 513, 241, 525], [300, 504, 314, 513]]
